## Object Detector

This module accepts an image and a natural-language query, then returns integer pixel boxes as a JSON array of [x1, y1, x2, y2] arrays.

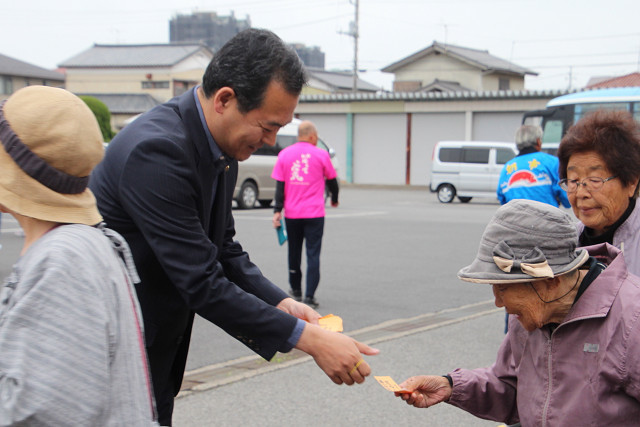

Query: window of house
[[499, 78, 510, 90], [141, 81, 170, 89], [0, 76, 14, 95], [173, 81, 189, 97]]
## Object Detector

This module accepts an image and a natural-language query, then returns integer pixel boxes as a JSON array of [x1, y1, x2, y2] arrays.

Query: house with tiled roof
[[0, 53, 64, 99], [59, 42, 381, 128], [381, 41, 537, 93], [305, 67, 380, 95], [585, 72, 640, 89], [59, 43, 214, 128]]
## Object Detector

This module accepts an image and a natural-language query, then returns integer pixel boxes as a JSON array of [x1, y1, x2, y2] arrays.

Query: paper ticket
[[374, 376, 411, 393], [318, 314, 343, 332]]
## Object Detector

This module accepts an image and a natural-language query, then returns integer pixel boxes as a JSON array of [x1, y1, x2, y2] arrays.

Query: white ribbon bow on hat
[[492, 241, 554, 278]]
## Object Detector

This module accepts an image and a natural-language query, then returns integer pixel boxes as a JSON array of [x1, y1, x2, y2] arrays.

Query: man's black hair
[[202, 28, 307, 113]]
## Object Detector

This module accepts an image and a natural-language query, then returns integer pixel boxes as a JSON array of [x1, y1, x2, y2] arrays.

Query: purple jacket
[[448, 243, 640, 426]]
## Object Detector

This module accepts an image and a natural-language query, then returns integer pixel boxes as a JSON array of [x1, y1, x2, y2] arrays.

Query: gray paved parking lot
[[1, 185, 527, 426]]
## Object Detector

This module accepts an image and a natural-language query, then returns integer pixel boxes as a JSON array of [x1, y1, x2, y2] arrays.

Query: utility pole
[[350, 0, 359, 93], [338, 0, 359, 93]]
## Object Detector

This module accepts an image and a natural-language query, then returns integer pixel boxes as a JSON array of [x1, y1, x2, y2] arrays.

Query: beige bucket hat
[[0, 85, 104, 225]]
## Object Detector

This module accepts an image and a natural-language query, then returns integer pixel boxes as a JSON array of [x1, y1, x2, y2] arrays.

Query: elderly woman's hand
[[395, 375, 453, 408]]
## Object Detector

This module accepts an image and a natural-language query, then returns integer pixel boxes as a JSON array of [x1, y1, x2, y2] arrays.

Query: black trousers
[[285, 217, 324, 298]]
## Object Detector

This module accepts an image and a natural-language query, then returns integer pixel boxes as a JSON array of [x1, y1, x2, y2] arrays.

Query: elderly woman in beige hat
[[0, 86, 157, 425], [395, 199, 640, 426]]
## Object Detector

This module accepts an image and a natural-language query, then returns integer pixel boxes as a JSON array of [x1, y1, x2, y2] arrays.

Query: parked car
[[234, 118, 339, 209], [429, 141, 517, 203]]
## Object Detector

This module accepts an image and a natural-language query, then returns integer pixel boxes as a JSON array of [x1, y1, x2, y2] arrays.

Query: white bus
[[522, 87, 640, 155]]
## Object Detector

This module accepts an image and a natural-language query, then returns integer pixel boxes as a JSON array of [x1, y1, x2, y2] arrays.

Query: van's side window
[[439, 147, 492, 164], [253, 135, 298, 156], [439, 147, 462, 162], [496, 148, 516, 165], [276, 135, 297, 151], [461, 148, 490, 164], [254, 145, 279, 156]]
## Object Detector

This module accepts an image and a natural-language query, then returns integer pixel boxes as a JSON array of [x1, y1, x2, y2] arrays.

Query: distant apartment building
[[290, 43, 325, 69], [169, 11, 251, 51]]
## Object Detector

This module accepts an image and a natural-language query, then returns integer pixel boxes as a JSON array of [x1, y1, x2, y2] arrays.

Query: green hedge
[[80, 96, 114, 142]]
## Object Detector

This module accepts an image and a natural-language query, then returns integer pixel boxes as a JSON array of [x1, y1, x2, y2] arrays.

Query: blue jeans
[[285, 217, 324, 298]]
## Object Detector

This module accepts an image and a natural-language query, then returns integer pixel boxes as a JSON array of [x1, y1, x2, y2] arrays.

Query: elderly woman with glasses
[[395, 199, 640, 425], [557, 109, 640, 275]]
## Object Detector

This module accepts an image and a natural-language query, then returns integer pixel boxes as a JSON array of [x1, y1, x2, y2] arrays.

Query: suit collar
[[178, 88, 213, 162]]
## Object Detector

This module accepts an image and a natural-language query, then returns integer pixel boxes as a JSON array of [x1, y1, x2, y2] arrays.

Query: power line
[[530, 62, 639, 70], [513, 32, 640, 44], [513, 50, 639, 61], [270, 14, 352, 31]]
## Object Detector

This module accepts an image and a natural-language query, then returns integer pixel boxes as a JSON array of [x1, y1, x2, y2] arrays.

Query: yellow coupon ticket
[[374, 376, 411, 393], [318, 314, 343, 332]]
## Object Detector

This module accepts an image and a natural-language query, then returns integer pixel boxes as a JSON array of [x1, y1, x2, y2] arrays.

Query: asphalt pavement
[[172, 186, 512, 426], [184, 185, 506, 371], [173, 306, 507, 427], [0, 186, 514, 427]]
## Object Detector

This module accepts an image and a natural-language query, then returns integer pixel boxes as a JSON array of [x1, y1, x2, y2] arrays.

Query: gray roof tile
[[307, 67, 379, 92], [75, 93, 161, 114], [382, 41, 537, 76], [300, 88, 568, 103], [0, 53, 65, 81], [59, 43, 213, 68], [419, 79, 473, 92]]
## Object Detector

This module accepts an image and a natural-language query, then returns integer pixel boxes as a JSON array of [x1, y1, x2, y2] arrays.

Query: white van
[[429, 141, 517, 203], [233, 118, 338, 209]]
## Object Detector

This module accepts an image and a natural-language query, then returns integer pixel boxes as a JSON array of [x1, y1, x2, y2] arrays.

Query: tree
[[79, 96, 114, 142]]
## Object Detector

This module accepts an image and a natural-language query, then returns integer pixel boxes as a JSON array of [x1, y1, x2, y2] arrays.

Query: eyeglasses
[[559, 176, 618, 193]]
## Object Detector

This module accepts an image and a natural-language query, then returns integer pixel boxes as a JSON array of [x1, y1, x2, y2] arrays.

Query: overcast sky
[[1, 0, 639, 91]]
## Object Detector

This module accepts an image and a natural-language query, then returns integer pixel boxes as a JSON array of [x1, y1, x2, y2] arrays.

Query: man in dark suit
[[89, 29, 378, 425]]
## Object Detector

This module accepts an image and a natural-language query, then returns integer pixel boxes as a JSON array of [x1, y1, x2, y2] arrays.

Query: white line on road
[[234, 211, 387, 221], [178, 300, 500, 397]]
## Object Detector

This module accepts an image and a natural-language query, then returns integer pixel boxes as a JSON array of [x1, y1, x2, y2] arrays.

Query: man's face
[[214, 80, 299, 161]]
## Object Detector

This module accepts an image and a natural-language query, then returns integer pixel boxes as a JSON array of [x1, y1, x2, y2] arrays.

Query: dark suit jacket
[[89, 90, 297, 403]]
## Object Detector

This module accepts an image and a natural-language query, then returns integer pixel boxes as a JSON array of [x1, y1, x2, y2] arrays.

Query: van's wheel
[[458, 197, 472, 203], [437, 184, 456, 203], [237, 181, 257, 209]]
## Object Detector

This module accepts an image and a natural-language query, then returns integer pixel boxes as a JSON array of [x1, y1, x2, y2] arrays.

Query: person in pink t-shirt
[[271, 121, 339, 308]]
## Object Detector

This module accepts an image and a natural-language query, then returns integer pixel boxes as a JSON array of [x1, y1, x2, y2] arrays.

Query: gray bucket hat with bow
[[458, 199, 589, 284]]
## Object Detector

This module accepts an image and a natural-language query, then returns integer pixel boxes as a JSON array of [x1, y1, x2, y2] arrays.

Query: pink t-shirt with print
[[271, 141, 337, 219]]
